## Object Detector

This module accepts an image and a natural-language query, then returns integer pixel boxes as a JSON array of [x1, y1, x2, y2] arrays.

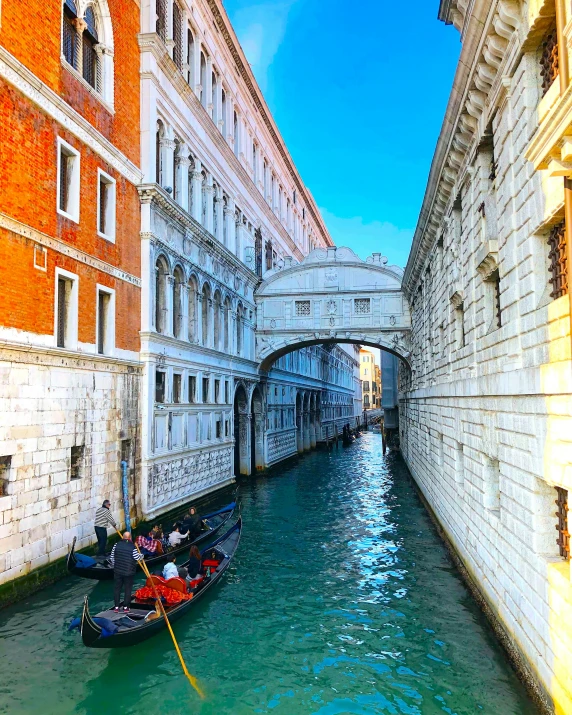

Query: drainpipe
[[555, 0, 572, 368], [121, 460, 132, 533]]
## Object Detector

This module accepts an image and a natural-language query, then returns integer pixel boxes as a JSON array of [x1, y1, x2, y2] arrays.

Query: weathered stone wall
[[402, 3, 572, 713]]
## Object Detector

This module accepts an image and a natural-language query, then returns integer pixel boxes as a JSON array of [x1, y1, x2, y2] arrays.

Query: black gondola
[[67, 501, 236, 580], [78, 518, 242, 648]]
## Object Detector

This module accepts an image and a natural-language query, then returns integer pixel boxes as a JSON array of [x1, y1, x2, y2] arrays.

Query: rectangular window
[[188, 375, 196, 403], [216, 419, 222, 439], [225, 419, 229, 437], [202, 377, 210, 403], [214, 379, 220, 403], [173, 374, 182, 403], [0, 456, 11, 497], [96, 287, 114, 355], [97, 170, 116, 241], [455, 303, 466, 349], [556, 487, 570, 560], [548, 220, 567, 300], [172, 1, 183, 69], [362, 381, 370, 392], [57, 138, 80, 223], [295, 300, 311, 316], [70, 445, 84, 480], [63, 9, 77, 68], [354, 298, 371, 314], [224, 381, 230, 404], [55, 270, 78, 349], [155, 371, 166, 403]]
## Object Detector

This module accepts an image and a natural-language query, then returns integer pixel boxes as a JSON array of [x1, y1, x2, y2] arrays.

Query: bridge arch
[[254, 246, 411, 372]]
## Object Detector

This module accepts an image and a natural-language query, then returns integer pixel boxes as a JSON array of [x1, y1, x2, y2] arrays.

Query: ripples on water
[[0, 434, 538, 715]]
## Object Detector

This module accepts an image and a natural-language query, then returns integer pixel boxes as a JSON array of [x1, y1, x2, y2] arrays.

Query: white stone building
[[137, 0, 360, 519], [401, 1, 572, 711]]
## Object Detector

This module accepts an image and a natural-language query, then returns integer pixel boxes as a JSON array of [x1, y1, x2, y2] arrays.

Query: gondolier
[[94, 500, 116, 556], [110, 532, 143, 613]]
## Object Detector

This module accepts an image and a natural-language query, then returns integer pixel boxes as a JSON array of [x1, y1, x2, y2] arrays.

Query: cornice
[[0, 339, 141, 370], [526, 81, 572, 170], [0, 46, 142, 185], [202, 0, 334, 248], [0, 212, 142, 287]]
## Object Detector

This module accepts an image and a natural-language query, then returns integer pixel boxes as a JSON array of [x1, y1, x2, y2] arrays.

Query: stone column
[[223, 203, 234, 249], [296, 414, 304, 453], [310, 408, 316, 448], [161, 138, 175, 193], [165, 274, 175, 337], [231, 310, 237, 355], [206, 55, 213, 118], [191, 161, 203, 222], [181, 284, 190, 342], [215, 75, 223, 130], [304, 412, 311, 450], [214, 185, 224, 243], [235, 210, 242, 260], [239, 414, 252, 475], [196, 293, 203, 345], [207, 297, 214, 348], [193, 42, 201, 100], [175, 148, 190, 210]]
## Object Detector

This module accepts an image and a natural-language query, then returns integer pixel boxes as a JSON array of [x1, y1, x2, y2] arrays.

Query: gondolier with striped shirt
[[110, 532, 143, 613], [94, 500, 116, 556]]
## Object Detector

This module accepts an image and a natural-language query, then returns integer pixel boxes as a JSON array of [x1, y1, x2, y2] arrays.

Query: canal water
[[0, 433, 538, 715]]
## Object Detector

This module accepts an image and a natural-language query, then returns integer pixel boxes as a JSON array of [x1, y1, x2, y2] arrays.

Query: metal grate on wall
[[548, 220, 568, 299], [556, 487, 570, 560], [540, 26, 559, 97]]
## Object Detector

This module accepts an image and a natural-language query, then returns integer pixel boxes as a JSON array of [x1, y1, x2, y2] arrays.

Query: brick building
[[0, 0, 142, 591]]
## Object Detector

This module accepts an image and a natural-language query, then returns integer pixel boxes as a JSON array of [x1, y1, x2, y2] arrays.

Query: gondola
[[66, 501, 236, 580], [78, 518, 242, 648]]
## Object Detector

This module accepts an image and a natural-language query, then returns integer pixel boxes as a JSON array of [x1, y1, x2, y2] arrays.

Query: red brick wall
[[0, 1, 141, 353]]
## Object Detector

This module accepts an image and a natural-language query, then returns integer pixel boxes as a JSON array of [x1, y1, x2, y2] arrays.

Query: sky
[[223, 0, 461, 268]]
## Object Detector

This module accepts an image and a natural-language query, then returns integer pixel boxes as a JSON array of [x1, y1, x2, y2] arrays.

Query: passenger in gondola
[[135, 530, 161, 557], [110, 531, 143, 613], [186, 545, 202, 582], [182, 506, 202, 537], [168, 523, 187, 548], [162, 554, 179, 580]]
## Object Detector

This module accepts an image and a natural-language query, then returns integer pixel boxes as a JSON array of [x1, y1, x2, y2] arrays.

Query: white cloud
[[319, 208, 414, 268], [231, 1, 299, 91]]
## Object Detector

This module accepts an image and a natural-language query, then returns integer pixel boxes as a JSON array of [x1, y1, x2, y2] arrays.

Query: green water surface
[[0, 433, 538, 714]]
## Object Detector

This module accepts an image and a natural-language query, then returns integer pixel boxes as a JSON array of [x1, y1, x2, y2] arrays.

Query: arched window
[[188, 276, 198, 342], [200, 52, 207, 108], [201, 283, 211, 346], [213, 290, 222, 351], [155, 120, 165, 185], [63, 1, 78, 69], [187, 30, 194, 85], [173, 266, 184, 338], [252, 143, 257, 183], [233, 112, 239, 157], [223, 296, 231, 352], [156, 0, 167, 42], [172, 2, 183, 70], [236, 303, 244, 355], [221, 89, 227, 136], [82, 6, 99, 89], [173, 138, 181, 203], [155, 256, 169, 334], [212, 71, 218, 120]]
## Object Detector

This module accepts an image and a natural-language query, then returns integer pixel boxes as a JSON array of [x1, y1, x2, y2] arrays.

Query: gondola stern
[[80, 595, 104, 647]]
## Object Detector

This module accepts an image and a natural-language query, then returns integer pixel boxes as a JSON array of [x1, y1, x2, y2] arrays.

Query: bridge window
[[548, 219, 567, 299], [354, 298, 371, 314], [295, 300, 311, 316]]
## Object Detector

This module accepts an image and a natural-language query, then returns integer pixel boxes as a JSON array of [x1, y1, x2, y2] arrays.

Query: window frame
[[97, 168, 116, 242], [96, 284, 115, 355], [55, 267, 79, 350], [57, 137, 81, 223]]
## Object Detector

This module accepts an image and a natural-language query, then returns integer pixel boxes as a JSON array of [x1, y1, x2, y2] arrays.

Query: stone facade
[[0, 0, 142, 588], [402, 2, 572, 712]]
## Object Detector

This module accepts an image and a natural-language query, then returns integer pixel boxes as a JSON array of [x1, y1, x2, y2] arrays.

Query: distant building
[[359, 348, 379, 410]]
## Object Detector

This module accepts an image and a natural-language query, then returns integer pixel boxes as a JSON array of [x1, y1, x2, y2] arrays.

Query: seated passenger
[[186, 545, 202, 582], [181, 507, 202, 537], [136, 531, 160, 557], [168, 524, 188, 548], [162, 555, 179, 580]]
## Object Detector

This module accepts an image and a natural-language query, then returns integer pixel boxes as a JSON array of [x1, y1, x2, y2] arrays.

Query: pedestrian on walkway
[[94, 500, 117, 556], [110, 532, 143, 613]]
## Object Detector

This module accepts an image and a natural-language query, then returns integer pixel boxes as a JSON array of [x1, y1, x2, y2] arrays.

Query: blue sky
[[224, 0, 461, 267]]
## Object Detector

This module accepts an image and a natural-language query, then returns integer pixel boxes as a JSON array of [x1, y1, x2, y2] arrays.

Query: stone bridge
[[254, 247, 411, 370]]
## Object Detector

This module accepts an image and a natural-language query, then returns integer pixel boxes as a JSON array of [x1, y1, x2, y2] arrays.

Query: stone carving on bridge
[[255, 246, 411, 369]]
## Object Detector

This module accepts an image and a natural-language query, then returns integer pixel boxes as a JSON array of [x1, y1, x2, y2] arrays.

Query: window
[[155, 371, 166, 403], [200, 52, 207, 108], [156, 0, 167, 42], [364, 395, 370, 407], [295, 300, 311, 316], [216, 419, 222, 439], [253, 143, 257, 183], [172, 374, 182, 403], [57, 138, 80, 222], [265, 240, 273, 271], [202, 376, 210, 403], [484, 458, 500, 513], [97, 169, 116, 240], [233, 112, 239, 157], [455, 303, 466, 349], [540, 25, 558, 97], [548, 220, 567, 299], [187, 30, 194, 85], [82, 6, 99, 89], [362, 381, 370, 392], [0, 456, 11, 497], [96, 286, 114, 355], [224, 381, 229, 404], [70, 445, 84, 480], [215, 379, 220, 403], [354, 298, 371, 314], [225, 420, 229, 437], [490, 269, 501, 330], [556, 487, 570, 560], [172, 2, 183, 70], [55, 269, 78, 349], [63, 0, 78, 68], [188, 375, 196, 403]]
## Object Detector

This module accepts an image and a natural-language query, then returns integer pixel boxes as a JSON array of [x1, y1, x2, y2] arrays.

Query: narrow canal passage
[[0, 433, 537, 715]]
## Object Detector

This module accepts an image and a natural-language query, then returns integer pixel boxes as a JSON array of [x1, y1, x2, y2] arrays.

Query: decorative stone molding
[[476, 240, 499, 279], [449, 289, 465, 308]]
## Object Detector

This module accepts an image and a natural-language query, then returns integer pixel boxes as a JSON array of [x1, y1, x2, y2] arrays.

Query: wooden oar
[[113, 528, 204, 699]]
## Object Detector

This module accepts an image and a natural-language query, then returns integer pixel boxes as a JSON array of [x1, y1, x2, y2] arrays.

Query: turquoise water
[[0, 433, 538, 715]]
